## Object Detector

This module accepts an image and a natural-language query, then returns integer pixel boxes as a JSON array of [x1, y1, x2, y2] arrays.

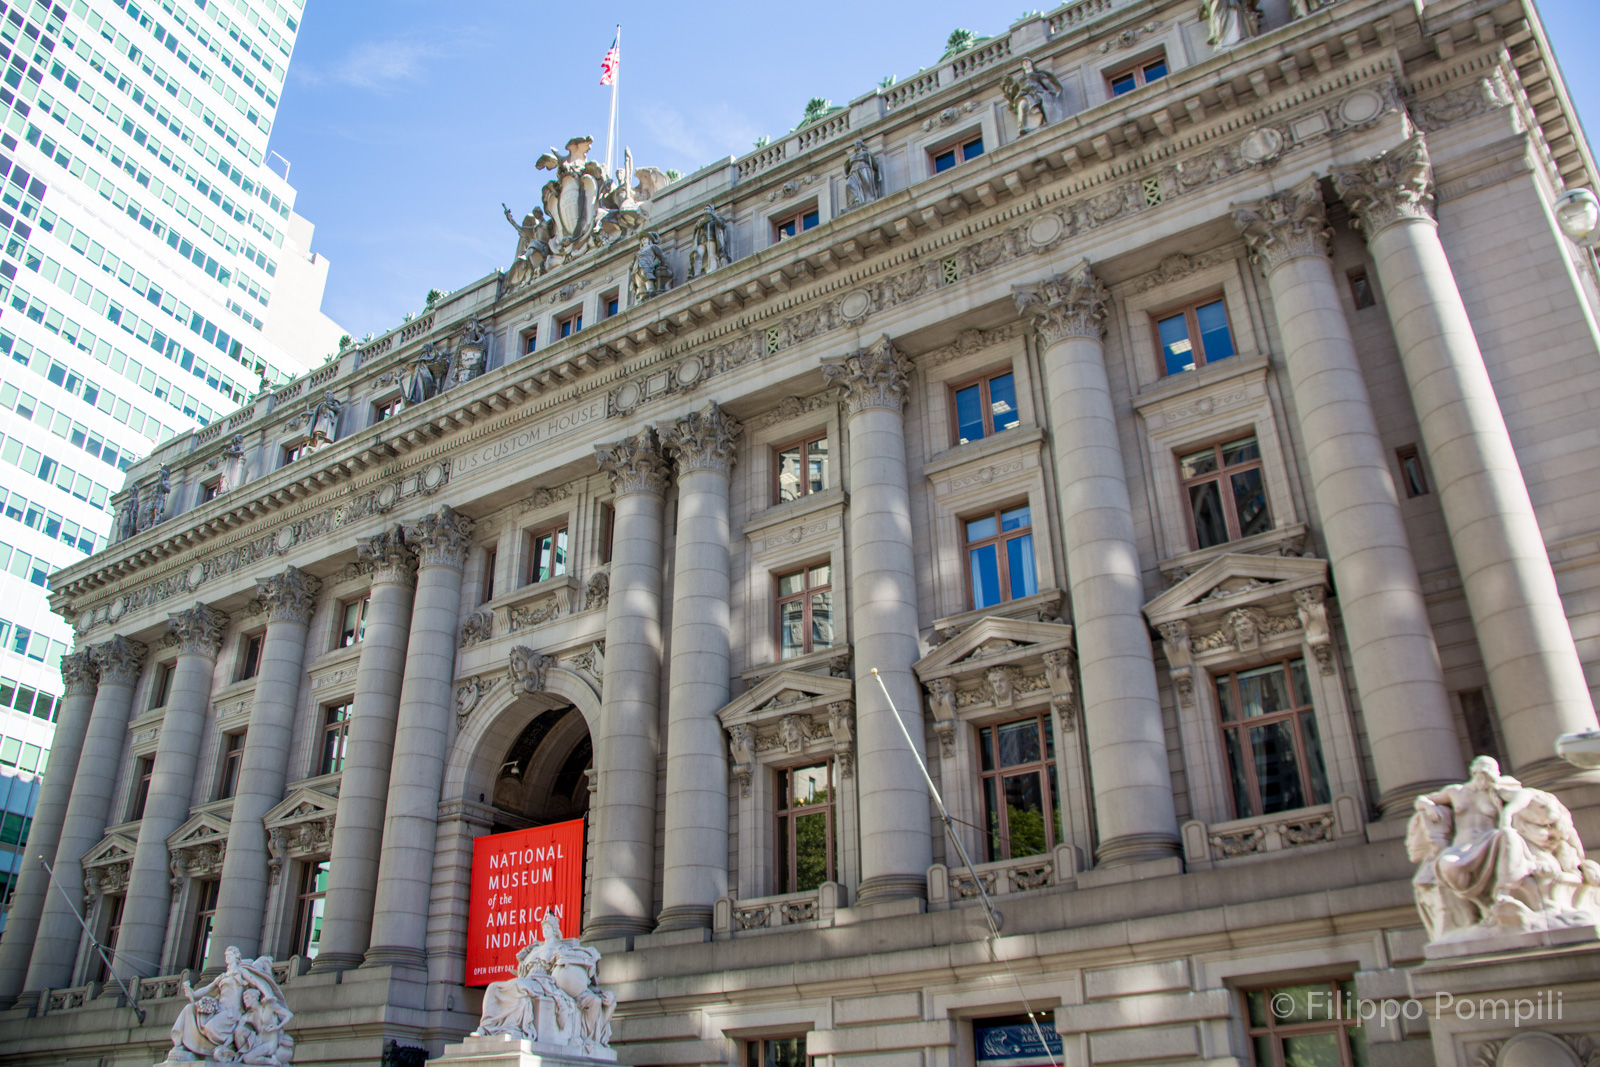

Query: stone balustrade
[[712, 883, 847, 939], [927, 844, 1082, 910], [1180, 797, 1364, 868]]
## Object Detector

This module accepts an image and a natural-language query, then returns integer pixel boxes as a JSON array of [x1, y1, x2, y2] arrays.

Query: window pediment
[[264, 787, 338, 878], [1143, 552, 1328, 626], [82, 831, 138, 872], [914, 616, 1077, 751], [82, 831, 138, 898], [167, 810, 232, 882], [719, 669, 855, 795]]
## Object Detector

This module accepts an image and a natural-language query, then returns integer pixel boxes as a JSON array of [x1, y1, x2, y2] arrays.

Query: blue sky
[[266, 0, 1600, 342]]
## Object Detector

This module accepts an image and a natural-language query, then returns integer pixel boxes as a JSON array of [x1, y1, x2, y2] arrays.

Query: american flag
[[600, 36, 619, 85]]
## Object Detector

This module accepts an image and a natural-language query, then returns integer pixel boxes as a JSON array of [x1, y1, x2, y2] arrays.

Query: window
[[372, 396, 401, 423], [88, 894, 124, 983], [337, 597, 369, 648], [199, 479, 219, 503], [293, 858, 331, 959], [1180, 435, 1271, 549], [599, 503, 615, 565], [188, 879, 220, 973], [964, 505, 1037, 609], [774, 433, 829, 504], [1216, 657, 1330, 819], [129, 756, 155, 820], [774, 207, 819, 241], [150, 662, 175, 709], [482, 548, 497, 603], [557, 310, 582, 339], [777, 564, 834, 660], [776, 763, 836, 893], [1348, 269, 1375, 310], [215, 731, 246, 800], [601, 291, 620, 319], [525, 525, 568, 585], [1396, 445, 1429, 498], [1107, 53, 1168, 96], [932, 134, 984, 174], [979, 713, 1062, 860], [522, 328, 538, 356], [952, 371, 1020, 445], [319, 701, 353, 776], [1242, 979, 1368, 1067], [238, 632, 264, 681], [1156, 296, 1235, 375], [281, 441, 307, 466], [746, 1037, 807, 1067], [1457, 688, 1503, 765]]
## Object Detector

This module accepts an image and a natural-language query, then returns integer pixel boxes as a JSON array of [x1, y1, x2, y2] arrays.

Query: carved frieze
[[509, 647, 558, 696], [456, 674, 502, 727]]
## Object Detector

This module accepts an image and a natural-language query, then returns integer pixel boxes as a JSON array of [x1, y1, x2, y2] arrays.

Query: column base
[[1094, 832, 1182, 867], [1376, 779, 1460, 819], [6, 990, 40, 1014], [654, 905, 712, 933], [362, 945, 428, 972], [307, 951, 365, 975], [583, 915, 654, 942], [1513, 754, 1600, 791], [854, 873, 927, 907]]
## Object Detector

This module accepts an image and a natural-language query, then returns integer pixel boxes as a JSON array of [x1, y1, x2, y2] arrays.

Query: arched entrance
[[489, 705, 592, 832]]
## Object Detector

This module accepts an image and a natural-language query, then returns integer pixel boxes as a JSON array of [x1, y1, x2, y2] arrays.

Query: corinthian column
[[311, 528, 418, 973], [25, 637, 144, 994], [821, 335, 931, 903], [113, 603, 228, 980], [1234, 178, 1463, 811], [656, 403, 740, 931], [364, 506, 475, 971], [0, 652, 97, 1006], [209, 566, 320, 964], [588, 428, 672, 939], [1014, 263, 1179, 864], [1333, 139, 1599, 785]]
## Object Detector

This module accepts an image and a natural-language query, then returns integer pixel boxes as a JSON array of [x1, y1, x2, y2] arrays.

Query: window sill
[[191, 796, 235, 819], [306, 640, 363, 676], [1156, 522, 1309, 586], [922, 426, 1045, 478], [484, 572, 580, 618], [931, 586, 1065, 641], [741, 644, 850, 686], [744, 484, 847, 537], [284, 770, 344, 798], [1132, 351, 1270, 416]]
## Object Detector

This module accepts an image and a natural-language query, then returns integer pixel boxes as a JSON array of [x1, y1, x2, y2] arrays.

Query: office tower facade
[[0, 0, 340, 926]]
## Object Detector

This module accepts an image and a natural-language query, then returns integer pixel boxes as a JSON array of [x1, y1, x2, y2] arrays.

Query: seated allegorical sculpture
[[1408, 755, 1600, 947], [167, 946, 295, 1064], [472, 910, 617, 1059]]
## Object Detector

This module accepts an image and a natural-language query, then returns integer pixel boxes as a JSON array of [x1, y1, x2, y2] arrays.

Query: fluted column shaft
[[208, 567, 321, 965], [25, 638, 145, 993], [823, 336, 932, 903], [1015, 265, 1180, 864], [657, 405, 740, 931], [311, 529, 417, 973], [1334, 139, 1599, 784], [364, 506, 475, 970], [0, 653, 98, 1006], [113, 604, 227, 980], [587, 429, 671, 940], [1235, 178, 1463, 813]]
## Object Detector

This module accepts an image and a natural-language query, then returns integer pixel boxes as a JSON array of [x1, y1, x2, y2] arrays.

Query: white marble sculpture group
[[1409, 756, 1600, 947], [167, 947, 294, 1064], [472, 911, 618, 1059]]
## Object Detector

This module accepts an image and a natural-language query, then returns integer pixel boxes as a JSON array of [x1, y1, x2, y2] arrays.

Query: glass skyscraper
[[0, 0, 341, 927]]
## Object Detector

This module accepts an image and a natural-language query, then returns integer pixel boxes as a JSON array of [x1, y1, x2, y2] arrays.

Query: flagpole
[[605, 24, 621, 174]]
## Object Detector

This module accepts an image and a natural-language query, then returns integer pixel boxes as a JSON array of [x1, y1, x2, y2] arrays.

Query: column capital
[[1233, 176, 1332, 272], [1012, 258, 1109, 345], [596, 428, 671, 497], [1331, 135, 1435, 238], [89, 635, 146, 686], [168, 602, 229, 659], [356, 526, 418, 587], [821, 334, 913, 415], [406, 506, 476, 571], [59, 649, 98, 694], [662, 402, 742, 476], [256, 566, 322, 625]]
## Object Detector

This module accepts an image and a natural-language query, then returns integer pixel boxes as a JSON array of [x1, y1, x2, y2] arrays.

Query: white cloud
[[633, 101, 763, 172], [296, 28, 483, 92]]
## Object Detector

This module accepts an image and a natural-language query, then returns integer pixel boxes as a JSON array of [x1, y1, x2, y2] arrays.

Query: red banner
[[465, 818, 585, 986]]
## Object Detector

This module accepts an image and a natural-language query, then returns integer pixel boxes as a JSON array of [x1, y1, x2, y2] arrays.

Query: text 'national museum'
[[4, 0, 1600, 1063]]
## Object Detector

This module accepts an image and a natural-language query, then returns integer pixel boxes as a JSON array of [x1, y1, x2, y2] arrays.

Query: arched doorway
[[490, 704, 592, 832]]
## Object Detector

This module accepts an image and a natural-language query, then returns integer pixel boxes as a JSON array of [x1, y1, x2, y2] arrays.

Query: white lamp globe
[[1554, 188, 1600, 246]]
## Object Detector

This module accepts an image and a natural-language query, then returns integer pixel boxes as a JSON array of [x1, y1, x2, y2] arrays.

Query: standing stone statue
[[140, 465, 171, 530], [402, 342, 450, 406], [1408, 755, 1600, 948], [843, 139, 882, 209], [167, 946, 294, 1064], [1202, 0, 1259, 50], [220, 434, 247, 492], [1001, 58, 1063, 135], [115, 484, 139, 542], [687, 204, 732, 279], [456, 318, 491, 383], [631, 232, 672, 302], [303, 389, 341, 449], [502, 203, 552, 288]]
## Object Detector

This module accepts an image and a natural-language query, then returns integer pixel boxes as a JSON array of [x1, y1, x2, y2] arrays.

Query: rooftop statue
[[843, 139, 882, 210], [631, 232, 672, 302], [302, 389, 341, 451], [1408, 755, 1600, 949], [687, 204, 732, 279], [502, 204, 552, 290], [167, 946, 294, 1064], [402, 341, 451, 406], [1002, 58, 1063, 136], [538, 136, 606, 264], [1202, 0, 1260, 50], [471, 910, 617, 1059]]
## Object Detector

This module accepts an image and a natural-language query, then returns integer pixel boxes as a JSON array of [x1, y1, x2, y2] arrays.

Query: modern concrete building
[[2, 0, 1598, 1063], [0, 0, 342, 922]]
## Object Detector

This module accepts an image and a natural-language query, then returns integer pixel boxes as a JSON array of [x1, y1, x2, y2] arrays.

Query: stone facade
[[3, 0, 1600, 1065]]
